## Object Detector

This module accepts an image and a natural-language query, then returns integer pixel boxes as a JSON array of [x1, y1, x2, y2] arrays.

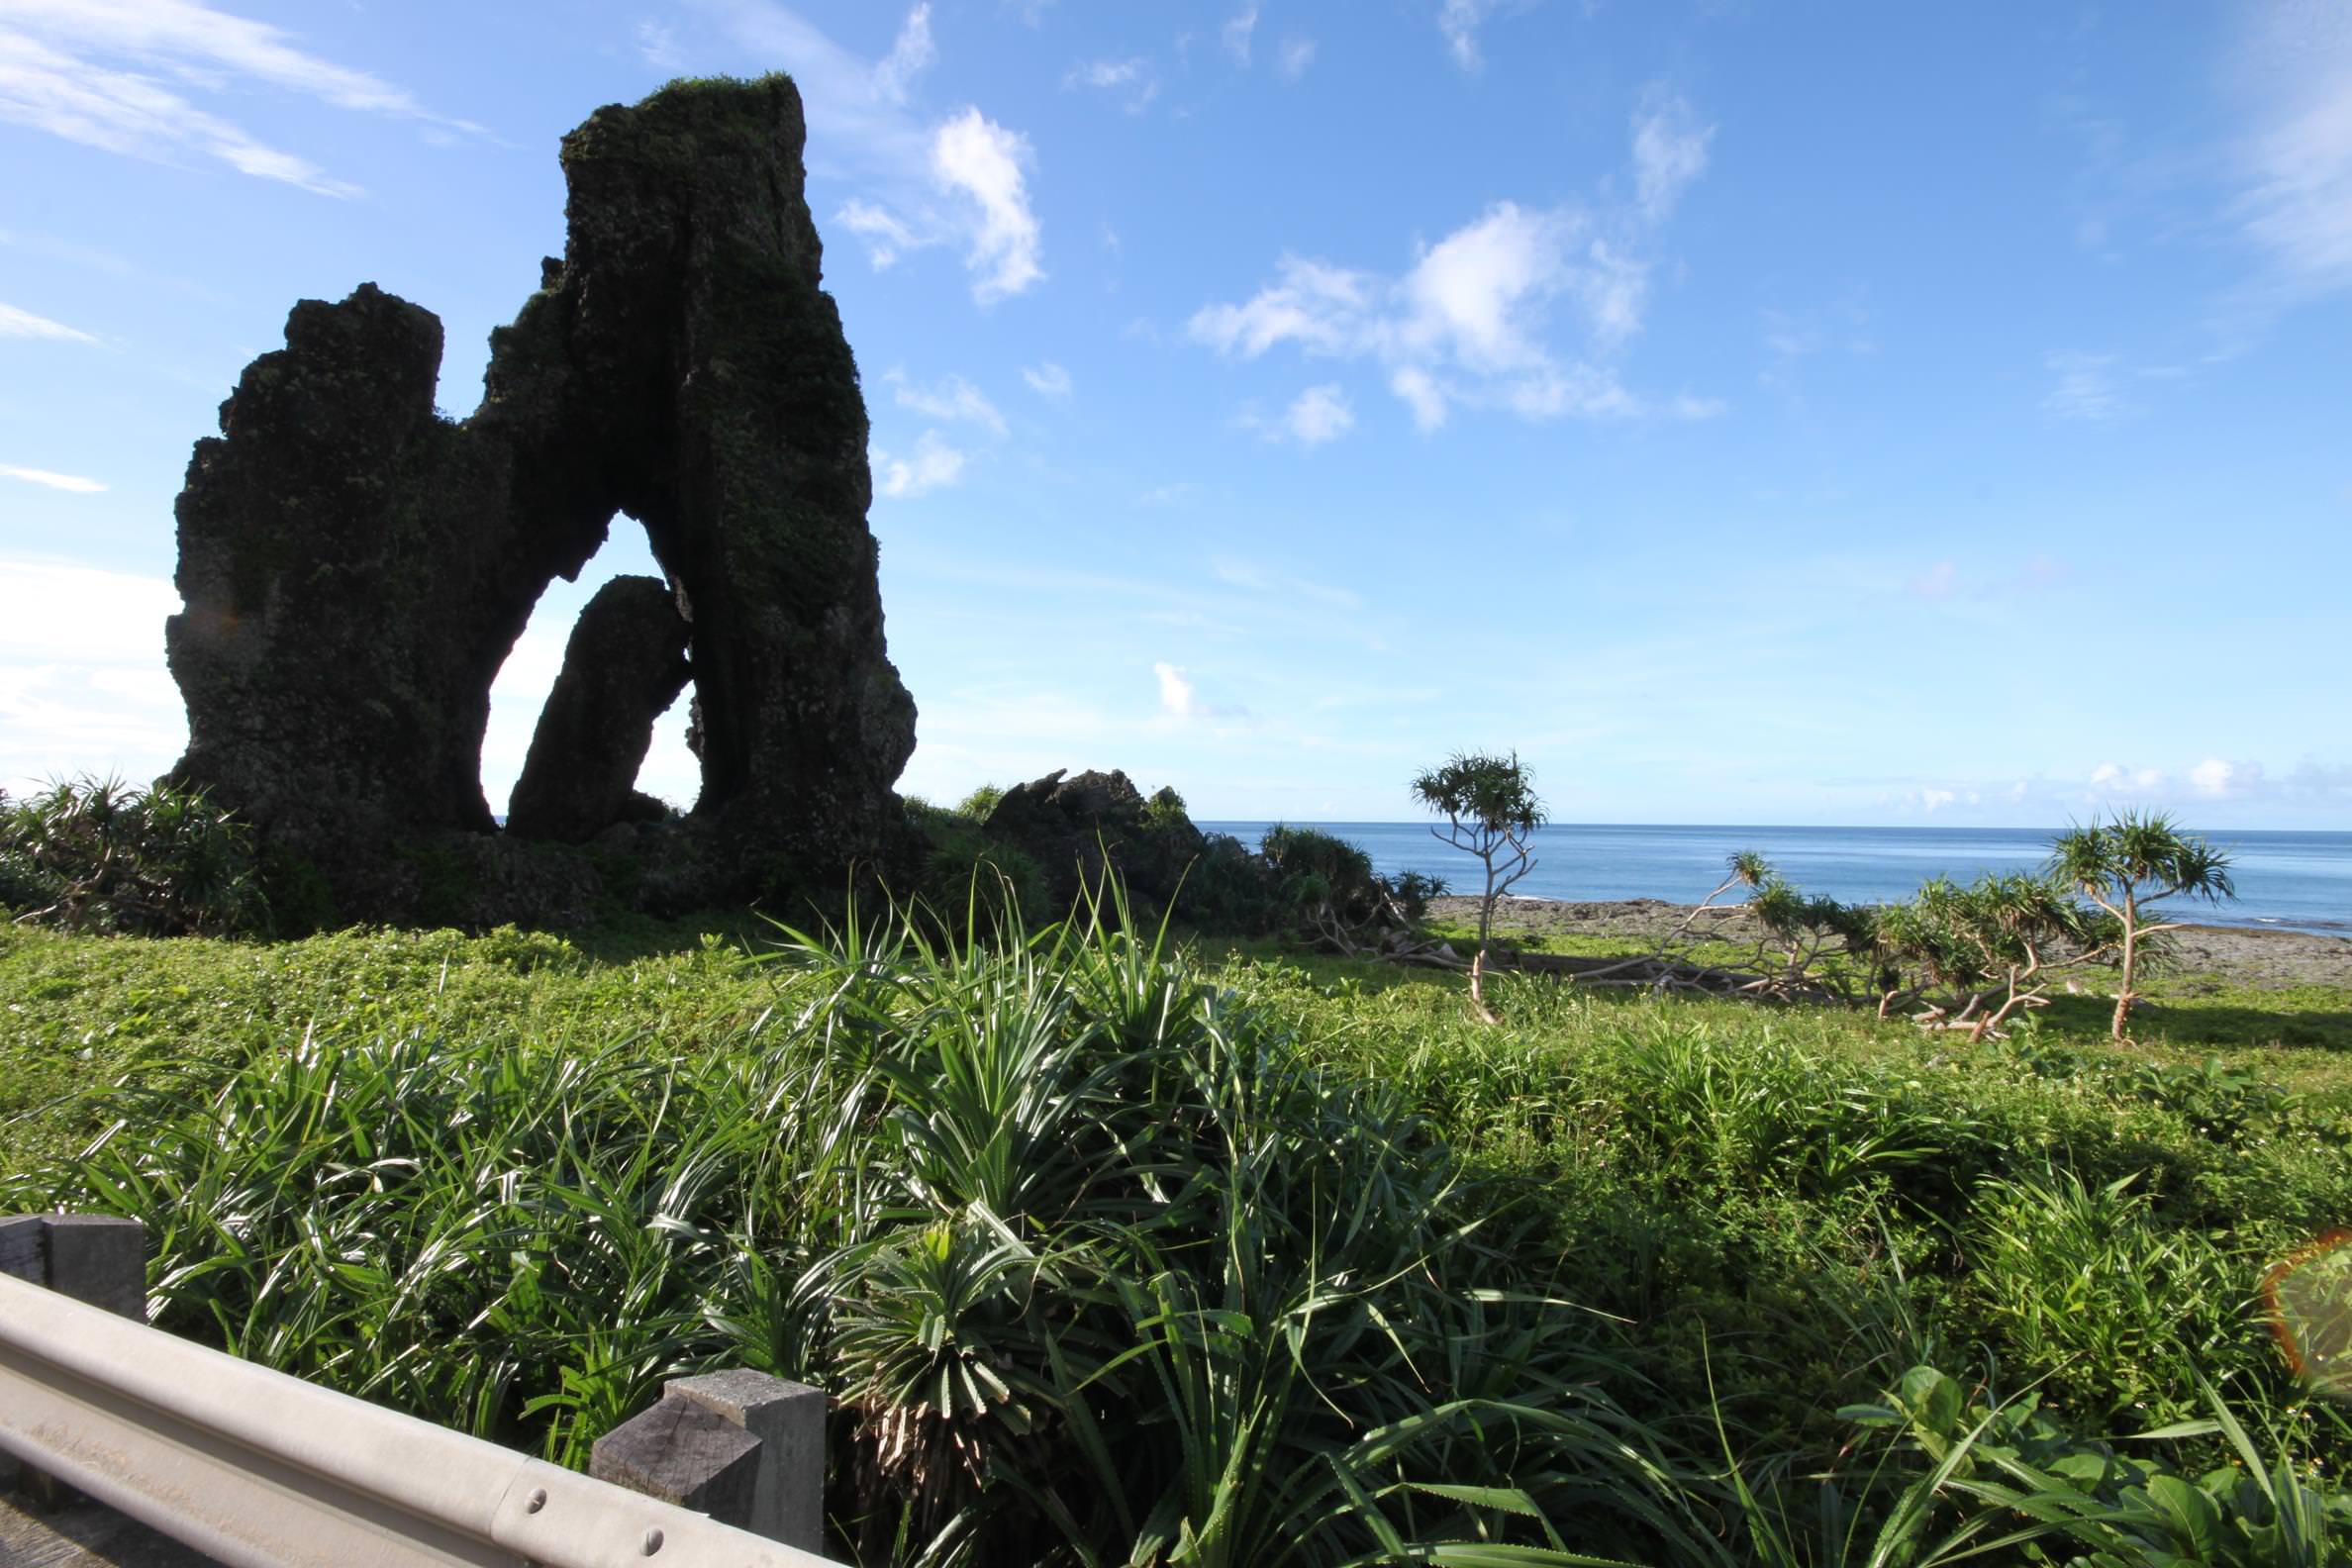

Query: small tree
[[1411, 753, 1545, 1018], [2049, 811, 2235, 1041]]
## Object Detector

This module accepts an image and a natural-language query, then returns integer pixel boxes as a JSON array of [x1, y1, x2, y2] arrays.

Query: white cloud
[[873, 3, 935, 105], [0, 464, 105, 493], [1192, 207, 1644, 424], [931, 107, 1044, 302], [874, 430, 966, 498], [1023, 361, 1072, 397], [1280, 383, 1353, 445], [1437, 0, 1500, 70], [1276, 37, 1317, 80], [0, 301, 96, 342], [2191, 757, 2260, 799], [888, 370, 1007, 435], [0, 0, 479, 196], [1915, 787, 1958, 812], [2043, 350, 2125, 421], [1222, 6, 1258, 65], [1153, 661, 1200, 719], [1631, 90, 1714, 224], [1188, 96, 1715, 428], [2089, 761, 2167, 794], [1404, 203, 1582, 368]]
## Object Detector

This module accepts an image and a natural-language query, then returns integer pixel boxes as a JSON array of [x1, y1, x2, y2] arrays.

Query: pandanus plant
[[2049, 811, 2236, 1041]]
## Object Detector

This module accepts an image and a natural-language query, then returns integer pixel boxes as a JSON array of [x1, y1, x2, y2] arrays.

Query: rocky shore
[[1429, 895, 2352, 991]]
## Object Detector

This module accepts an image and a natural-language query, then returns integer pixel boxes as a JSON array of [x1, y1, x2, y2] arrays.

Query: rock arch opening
[[486, 523, 699, 838]]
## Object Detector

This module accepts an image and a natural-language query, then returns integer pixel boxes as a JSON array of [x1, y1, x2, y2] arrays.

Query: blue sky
[[2, 0, 2348, 828]]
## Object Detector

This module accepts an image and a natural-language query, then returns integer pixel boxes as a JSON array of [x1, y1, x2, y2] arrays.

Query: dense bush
[[0, 775, 265, 936]]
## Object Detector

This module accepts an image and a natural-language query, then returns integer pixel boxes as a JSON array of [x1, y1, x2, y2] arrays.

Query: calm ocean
[[1197, 823, 2352, 937]]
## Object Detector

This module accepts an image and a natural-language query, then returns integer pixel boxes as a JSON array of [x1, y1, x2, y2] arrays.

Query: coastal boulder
[[164, 75, 918, 921], [983, 769, 1207, 910]]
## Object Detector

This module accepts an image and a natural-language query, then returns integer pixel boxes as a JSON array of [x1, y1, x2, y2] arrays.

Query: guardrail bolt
[[526, 1488, 547, 1514], [641, 1526, 664, 1555]]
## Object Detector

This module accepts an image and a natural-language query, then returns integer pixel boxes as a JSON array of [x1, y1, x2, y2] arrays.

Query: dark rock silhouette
[[983, 769, 1208, 910], [165, 75, 917, 921], [507, 576, 690, 844]]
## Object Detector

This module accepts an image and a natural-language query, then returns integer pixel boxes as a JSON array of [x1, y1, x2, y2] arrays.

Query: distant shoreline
[[1431, 895, 2352, 991]]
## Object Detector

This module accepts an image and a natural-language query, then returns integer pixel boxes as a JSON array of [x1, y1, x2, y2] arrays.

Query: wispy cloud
[[1904, 555, 2071, 602], [1064, 54, 1158, 112], [1437, 0, 1503, 70], [635, 20, 685, 72], [1276, 36, 1316, 81], [1631, 89, 1714, 224], [2229, 0, 2352, 303], [874, 430, 967, 498], [2041, 350, 2126, 421], [0, 464, 106, 493], [0, 0, 481, 196], [1222, 6, 1258, 66], [839, 199, 924, 267], [0, 301, 95, 342], [1022, 361, 1072, 398], [887, 370, 1007, 436], [1215, 557, 1362, 609], [872, 3, 935, 105], [1247, 383, 1354, 446]]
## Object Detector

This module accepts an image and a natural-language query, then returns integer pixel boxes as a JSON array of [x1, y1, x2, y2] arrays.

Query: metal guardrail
[[0, 1267, 842, 1568]]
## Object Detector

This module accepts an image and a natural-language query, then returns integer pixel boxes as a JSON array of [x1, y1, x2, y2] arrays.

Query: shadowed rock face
[[165, 75, 918, 920], [506, 576, 690, 845]]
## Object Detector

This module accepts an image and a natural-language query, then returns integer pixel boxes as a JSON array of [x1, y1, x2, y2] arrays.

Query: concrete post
[[1, 1215, 147, 1503], [589, 1371, 827, 1553], [669, 1370, 828, 1552], [44, 1216, 148, 1321], [590, 1399, 762, 1520], [0, 1216, 46, 1284]]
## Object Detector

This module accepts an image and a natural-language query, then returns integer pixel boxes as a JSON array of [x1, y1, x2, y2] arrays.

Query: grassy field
[[4, 908, 2349, 1564]]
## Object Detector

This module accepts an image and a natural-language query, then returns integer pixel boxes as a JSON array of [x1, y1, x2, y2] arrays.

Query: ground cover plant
[[4, 886, 2350, 1564]]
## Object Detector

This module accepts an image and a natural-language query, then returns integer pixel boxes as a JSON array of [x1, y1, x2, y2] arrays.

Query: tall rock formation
[[165, 75, 918, 920]]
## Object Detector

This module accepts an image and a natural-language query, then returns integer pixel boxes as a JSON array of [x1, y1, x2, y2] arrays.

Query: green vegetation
[[4, 887, 2349, 1564]]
